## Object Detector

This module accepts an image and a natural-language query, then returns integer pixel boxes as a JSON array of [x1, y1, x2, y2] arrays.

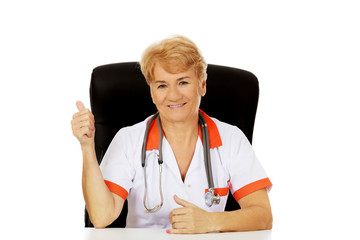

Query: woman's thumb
[[76, 101, 85, 111]]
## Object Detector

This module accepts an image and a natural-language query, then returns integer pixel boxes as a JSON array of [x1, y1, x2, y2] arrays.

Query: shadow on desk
[[84, 228, 272, 240]]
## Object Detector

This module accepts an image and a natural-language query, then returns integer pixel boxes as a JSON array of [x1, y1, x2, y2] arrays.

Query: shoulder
[[110, 115, 154, 149], [210, 117, 248, 145], [209, 116, 255, 164]]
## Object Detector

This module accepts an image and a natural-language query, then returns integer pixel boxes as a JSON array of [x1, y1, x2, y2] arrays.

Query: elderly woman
[[71, 35, 272, 234]]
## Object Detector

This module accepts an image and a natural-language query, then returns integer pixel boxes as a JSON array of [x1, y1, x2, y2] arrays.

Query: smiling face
[[150, 63, 206, 125]]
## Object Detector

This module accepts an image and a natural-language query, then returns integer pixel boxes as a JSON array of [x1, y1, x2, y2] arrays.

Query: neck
[[160, 115, 199, 144]]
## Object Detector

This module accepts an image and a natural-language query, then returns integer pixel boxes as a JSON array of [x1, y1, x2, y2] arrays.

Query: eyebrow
[[153, 80, 166, 84], [177, 76, 190, 81]]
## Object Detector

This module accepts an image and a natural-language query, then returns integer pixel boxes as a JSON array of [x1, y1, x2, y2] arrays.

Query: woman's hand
[[71, 101, 95, 146], [168, 195, 216, 234]]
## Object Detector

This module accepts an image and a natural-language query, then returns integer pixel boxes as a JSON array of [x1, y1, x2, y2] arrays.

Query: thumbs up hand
[[71, 101, 95, 146]]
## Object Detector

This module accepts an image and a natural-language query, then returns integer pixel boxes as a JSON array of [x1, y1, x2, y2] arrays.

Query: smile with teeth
[[168, 103, 186, 109]]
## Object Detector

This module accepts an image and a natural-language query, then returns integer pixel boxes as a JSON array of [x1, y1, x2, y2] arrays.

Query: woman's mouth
[[168, 103, 186, 109]]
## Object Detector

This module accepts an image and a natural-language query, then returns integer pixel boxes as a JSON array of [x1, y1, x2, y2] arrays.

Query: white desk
[[84, 228, 272, 240]]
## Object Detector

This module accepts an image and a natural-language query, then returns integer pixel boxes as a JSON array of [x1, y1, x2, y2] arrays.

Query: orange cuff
[[104, 180, 128, 200], [233, 178, 272, 202]]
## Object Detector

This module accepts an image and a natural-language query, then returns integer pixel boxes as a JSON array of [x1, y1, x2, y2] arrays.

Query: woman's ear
[[200, 79, 206, 96], [149, 86, 155, 104]]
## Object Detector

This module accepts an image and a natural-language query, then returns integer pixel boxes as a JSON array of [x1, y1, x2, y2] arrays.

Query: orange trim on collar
[[145, 116, 161, 150], [199, 110, 222, 148], [145, 110, 222, 151]]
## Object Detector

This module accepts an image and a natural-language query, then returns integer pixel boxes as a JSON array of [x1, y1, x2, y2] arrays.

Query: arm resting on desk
[[215, 188, 273, 232], [168, 188, 272, 234]]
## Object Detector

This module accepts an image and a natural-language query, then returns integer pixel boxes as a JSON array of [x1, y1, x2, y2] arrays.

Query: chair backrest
[[86, 62, 259, 227]]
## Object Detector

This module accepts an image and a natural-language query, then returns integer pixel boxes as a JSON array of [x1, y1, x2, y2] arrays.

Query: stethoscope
[[141, 112, 220, 213]]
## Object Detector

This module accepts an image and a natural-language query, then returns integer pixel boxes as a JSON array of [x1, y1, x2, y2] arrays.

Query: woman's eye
[[158, 84, 166, 89], [179, 81, 188, 86]]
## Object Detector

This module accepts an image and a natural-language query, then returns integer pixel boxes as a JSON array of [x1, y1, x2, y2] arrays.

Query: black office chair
[[86, 62, 259, 227]]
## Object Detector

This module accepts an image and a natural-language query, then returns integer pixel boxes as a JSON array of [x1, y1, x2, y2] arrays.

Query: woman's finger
[[171, 221, 187, 230], [72, 108, 93, 120], [169, 207, 189, 220]]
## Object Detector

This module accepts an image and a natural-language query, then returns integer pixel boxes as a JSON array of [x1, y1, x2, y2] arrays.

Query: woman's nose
[[167, 86, 181, 101]]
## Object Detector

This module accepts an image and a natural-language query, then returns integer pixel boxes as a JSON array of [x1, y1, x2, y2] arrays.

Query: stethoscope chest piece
[[205, 188, 221, 207]]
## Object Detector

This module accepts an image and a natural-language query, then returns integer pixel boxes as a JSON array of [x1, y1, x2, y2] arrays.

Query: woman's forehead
[[153, 63, 195, 79]]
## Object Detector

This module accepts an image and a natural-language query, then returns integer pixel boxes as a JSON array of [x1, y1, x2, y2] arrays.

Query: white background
[[1, 0, 359, 239]]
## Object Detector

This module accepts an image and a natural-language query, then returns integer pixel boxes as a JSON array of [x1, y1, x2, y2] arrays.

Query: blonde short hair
[[140, 35, 207, 85]]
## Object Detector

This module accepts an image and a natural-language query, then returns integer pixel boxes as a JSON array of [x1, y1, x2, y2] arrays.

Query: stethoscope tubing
[[141, 111, 219, 212], [199, 113, 215, 190]]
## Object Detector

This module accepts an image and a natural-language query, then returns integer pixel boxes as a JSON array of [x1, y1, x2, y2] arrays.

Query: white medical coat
[[100, 111, 272, 228]]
